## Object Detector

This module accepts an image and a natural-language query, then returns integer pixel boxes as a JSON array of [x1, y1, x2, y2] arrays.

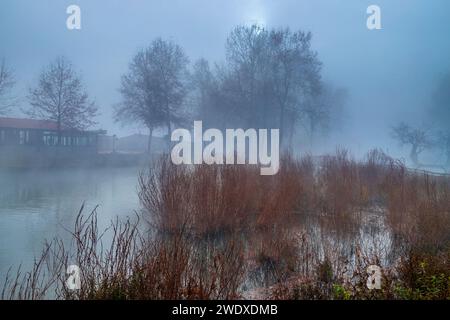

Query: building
[[0, 117, 106, 167], [98, 133, 167, 154]]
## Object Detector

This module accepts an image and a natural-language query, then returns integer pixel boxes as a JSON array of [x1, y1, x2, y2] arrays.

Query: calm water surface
[[0, 166, 143, 278]]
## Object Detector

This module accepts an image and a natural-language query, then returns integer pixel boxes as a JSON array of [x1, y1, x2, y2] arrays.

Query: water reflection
[[0, 167, 142, 278]]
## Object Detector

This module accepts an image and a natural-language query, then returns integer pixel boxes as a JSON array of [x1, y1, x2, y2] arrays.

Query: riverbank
[[0, 165, 142, 280], [2, 150, 450, 300], [0, 149, 154, 168]]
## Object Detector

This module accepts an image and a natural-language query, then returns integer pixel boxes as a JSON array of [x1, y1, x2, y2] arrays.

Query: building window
[[62, 136, 73, 146], [43, 132, 57, 146], [88, 135, 95, 146], [74, 136, 88, 146], [40, 132, 95, 147], [19, 130, 30, 145]]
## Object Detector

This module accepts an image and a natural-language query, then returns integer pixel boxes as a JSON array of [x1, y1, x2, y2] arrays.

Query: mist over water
[[0, 167, 141, 276], [0, 0, 449, 299]]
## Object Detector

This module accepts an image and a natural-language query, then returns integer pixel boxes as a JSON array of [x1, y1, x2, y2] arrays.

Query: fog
[[1, 0, 448, 161], [1, 1, 450, 299]]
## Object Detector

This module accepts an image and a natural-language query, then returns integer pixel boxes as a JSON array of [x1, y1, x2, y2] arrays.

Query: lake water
[[0, 166, 143, 278]]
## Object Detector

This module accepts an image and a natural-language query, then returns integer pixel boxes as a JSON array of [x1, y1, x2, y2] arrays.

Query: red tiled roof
[[0, 117, 59, 130]]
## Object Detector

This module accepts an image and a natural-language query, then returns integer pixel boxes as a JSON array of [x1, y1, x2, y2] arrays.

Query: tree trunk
[[147, 127, 153, 154], [279, 106, 285, 150], [166, 121, 172, 149], [410, 145, 419, 166], [310, 121, 315, 149], [446, 150, 450, 167], [288, 118, 295, 151], [57, 121, 62, 146], [165, 98, 172, 148]]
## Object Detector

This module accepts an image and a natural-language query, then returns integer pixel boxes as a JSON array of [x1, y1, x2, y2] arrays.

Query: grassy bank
[[2, 150, 450, 300]]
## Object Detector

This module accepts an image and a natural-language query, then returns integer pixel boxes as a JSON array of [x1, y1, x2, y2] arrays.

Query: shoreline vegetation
[[2, 149, 449, 300], [0, 151, 151, 169]]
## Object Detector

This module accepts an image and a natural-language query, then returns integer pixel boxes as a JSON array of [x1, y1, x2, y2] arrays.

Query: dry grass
[[2, 149, 450, 300]]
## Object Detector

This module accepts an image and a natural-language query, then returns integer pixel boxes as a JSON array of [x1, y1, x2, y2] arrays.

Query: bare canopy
[[27, 56, 98, 143], [115, 38, 189, 153], [391, 122, 432, 166], [0, 59, 15, 115]]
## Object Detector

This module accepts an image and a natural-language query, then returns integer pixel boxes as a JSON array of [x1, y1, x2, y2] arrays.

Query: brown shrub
[[3, 150, 450, 300]]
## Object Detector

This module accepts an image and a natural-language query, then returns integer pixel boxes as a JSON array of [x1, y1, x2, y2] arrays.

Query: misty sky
[[1, 0, 449, 158]]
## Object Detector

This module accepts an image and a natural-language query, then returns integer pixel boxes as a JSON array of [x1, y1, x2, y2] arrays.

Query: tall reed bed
[[2, 149, 450, 299]]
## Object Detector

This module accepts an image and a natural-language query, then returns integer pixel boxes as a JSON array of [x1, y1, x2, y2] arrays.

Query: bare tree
[[198, 25, 323, 149], [27, 56, 98, 144], [191, 59, 214, 115], [391, 122, 432, 166], [268, 28, 322, 147], [225, 25, 272, 128], [0, 59, 15, 115], [301, 84, 348, 146], [115, 38, 189, 152], [191, 59, 238, 130], [302, 91, 331, 146]]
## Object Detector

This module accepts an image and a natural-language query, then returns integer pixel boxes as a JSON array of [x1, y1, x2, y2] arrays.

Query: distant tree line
[[0, 59, 15, 115], [5, 25, 448, 164], [1, 24, 348, 153], [27, 57, 98, 143], [114, 38, 189, 152], [0, 56, 98, 146], [115, 25, 347, 152], [391, 72, 450, 167]]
